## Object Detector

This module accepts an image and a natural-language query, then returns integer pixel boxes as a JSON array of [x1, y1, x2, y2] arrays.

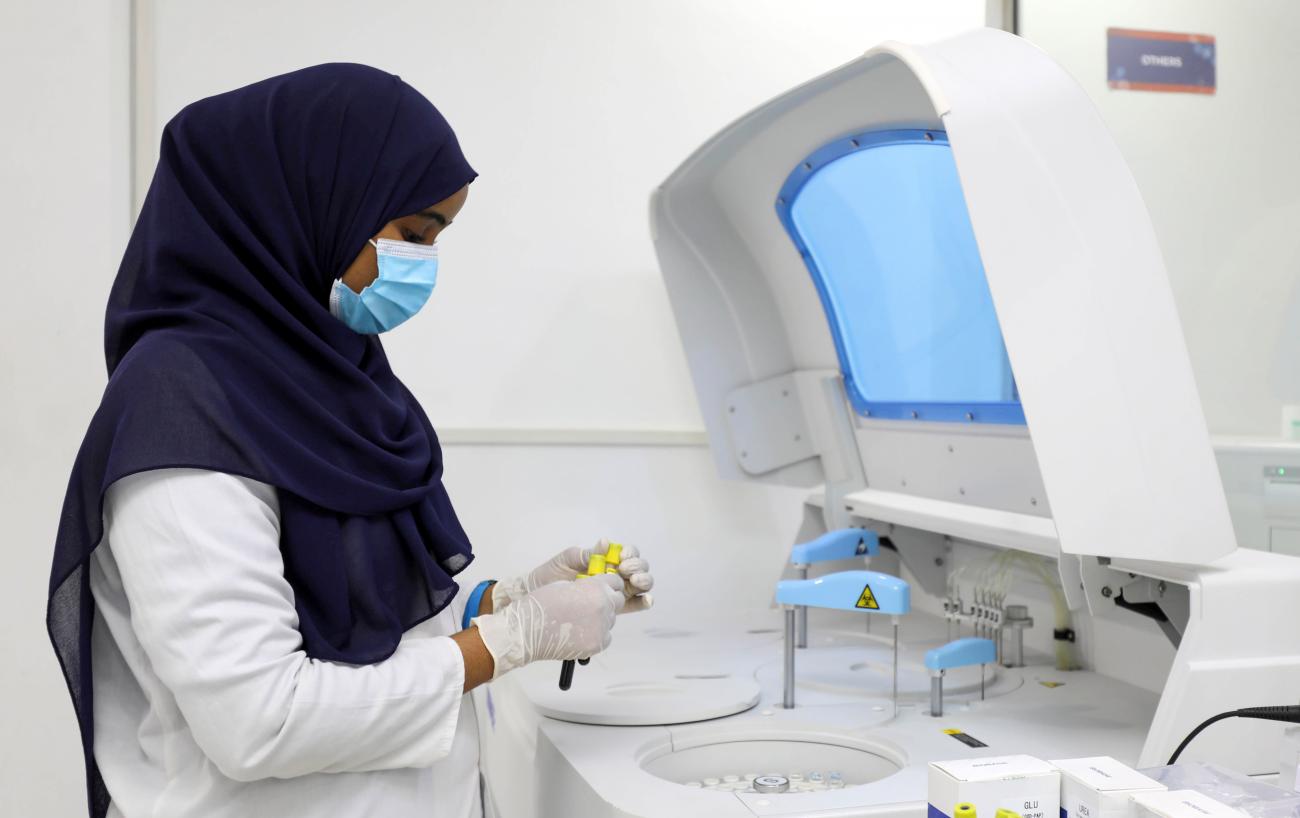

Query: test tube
[[558, 551, 611, 690]]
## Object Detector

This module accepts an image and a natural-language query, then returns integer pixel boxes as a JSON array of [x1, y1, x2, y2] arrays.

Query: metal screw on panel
[[778, 197, 786, 204], [729, 406, 736, 413], [947, 445, 955, 453], [1030, 498, 1038, 506], [803, 162, 812, 170], [782, 390, 789, 397], [741, 451, 748, 458], [911, 410, 920, 418], [1101, 586, 1113, 598], [935, 557, 945, 566], [794, 434, 802, 442], [1157, 581, 1167, 595], [959, 487, 966, 495], [966, 412, 975, 421], [925, 132, 935, 141], [850, 139, 860, 147], [901, 479, 908, 487]]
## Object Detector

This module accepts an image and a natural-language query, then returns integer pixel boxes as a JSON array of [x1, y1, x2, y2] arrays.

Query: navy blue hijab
[[48, 64, 478, 817]]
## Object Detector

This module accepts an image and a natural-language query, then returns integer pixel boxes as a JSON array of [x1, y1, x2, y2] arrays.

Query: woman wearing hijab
[[47, 63, 654, 818]]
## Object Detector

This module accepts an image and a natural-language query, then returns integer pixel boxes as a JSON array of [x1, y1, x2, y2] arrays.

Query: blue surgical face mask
[[330, 238, 439, 334]]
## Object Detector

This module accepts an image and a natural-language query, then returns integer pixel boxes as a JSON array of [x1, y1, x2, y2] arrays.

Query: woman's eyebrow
[[417, 208, 449, 227]]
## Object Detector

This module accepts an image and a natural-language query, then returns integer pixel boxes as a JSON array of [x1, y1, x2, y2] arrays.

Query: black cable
[[1167, 712, 1239, 764], [1168, 706, 1300, 764]]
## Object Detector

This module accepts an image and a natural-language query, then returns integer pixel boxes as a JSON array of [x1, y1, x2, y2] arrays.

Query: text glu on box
[[928, 756, 1061, 818]]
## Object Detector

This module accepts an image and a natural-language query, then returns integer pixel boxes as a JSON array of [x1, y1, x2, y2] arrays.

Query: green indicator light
[[1282, 468, 1288, 476]]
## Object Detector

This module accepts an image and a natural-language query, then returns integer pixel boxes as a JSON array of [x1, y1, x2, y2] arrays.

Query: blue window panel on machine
[[776, 129, 1025, 425]]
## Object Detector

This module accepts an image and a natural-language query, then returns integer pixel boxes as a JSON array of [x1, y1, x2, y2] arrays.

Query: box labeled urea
[[929, 756, 1061, 818], [1052, 757, 1167, 818]]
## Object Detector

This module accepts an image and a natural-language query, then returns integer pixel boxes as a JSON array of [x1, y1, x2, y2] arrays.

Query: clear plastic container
[[1141, 763, 1300, 818]]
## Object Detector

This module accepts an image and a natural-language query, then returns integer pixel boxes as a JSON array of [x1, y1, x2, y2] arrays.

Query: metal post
[[783, 607, 796, 709], [892, 617, 899, 716], [930, 670, 944, 717], [796, 565, 808, 649]]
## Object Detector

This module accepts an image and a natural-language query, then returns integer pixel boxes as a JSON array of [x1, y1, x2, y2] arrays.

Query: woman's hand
[[473, 574, 625, 678], [490, 539, 654, 614]]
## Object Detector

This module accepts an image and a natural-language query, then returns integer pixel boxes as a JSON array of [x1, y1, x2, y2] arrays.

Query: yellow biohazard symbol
[[855, 584, 879, 610]]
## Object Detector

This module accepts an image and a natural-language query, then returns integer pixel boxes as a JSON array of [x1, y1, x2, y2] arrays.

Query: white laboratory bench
[[478, 607, 1157, 818]]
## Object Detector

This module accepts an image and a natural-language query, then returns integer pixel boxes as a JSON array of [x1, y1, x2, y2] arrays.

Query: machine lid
[[650, 28, 1236, 565]]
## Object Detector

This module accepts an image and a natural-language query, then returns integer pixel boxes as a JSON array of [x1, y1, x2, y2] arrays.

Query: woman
[[47, 63, 653, 818]]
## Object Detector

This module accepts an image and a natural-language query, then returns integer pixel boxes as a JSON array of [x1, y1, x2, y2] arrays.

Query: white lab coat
[[89, 468, 482, 818]]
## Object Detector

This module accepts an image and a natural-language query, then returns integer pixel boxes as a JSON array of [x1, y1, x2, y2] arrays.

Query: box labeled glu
[[929, 755, 1061, 818], [1052, 757, 1166, 818], [1131, 790, 1246, 818]]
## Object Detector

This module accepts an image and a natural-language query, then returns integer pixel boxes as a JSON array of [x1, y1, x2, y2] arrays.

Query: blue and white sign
[[1107, 28, 1216, 95]]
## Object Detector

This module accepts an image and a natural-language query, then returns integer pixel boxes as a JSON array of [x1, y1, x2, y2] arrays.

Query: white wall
[[1, 1, 985, 813], [441, 445, 806, 616], [0, 3, 130, 815], [1018, 0, 1300, 438], [143, 0, 986, 431]]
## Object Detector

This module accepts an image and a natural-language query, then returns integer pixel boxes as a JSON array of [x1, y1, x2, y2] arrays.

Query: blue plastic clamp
[[924, 637, 997, 671], [775, 570, 910, 614], [790, 528, 880, 565]]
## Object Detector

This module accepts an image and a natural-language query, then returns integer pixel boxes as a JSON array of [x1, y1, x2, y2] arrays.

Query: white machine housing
[[649, 27, 1300, 773]]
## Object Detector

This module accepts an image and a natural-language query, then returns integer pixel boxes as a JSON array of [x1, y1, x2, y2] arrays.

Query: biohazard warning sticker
[[855, 584, 879, 609]]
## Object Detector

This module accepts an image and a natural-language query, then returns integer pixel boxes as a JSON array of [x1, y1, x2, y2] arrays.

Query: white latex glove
[[490, 538, 654, 614], [473, 574, 624, 679]]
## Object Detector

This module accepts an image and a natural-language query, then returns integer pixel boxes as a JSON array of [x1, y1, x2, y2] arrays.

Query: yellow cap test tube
[[561, 542, 623, 690]]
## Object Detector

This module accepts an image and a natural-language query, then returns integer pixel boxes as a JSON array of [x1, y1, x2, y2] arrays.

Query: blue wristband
[[462, 580, 495, 631]]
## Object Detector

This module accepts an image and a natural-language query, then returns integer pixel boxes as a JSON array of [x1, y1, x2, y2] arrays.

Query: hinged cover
[[650, 28, 1236, 566]]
